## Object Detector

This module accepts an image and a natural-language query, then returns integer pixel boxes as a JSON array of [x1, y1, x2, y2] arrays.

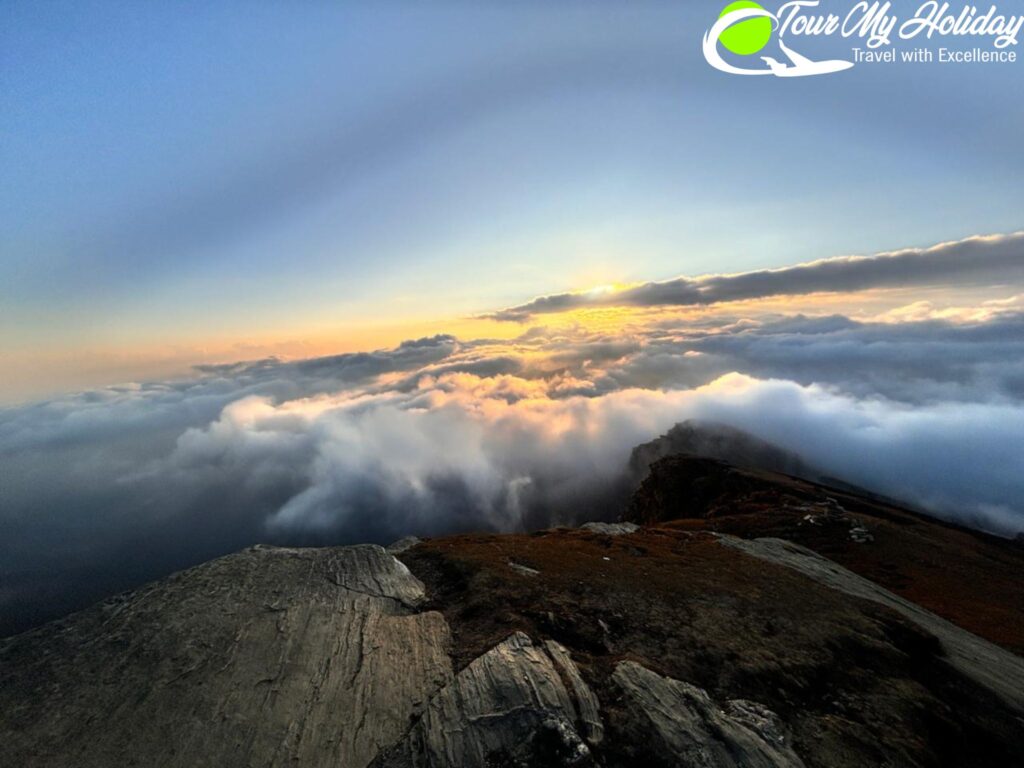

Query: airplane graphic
[[761, 38, 854, 77]]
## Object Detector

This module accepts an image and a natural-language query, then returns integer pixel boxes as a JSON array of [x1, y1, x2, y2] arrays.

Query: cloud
[[650, 311, 1024, 405], [5, 256, 1024, 636], [484, 232, 1024, 320], [166, 370, 1024, 541]]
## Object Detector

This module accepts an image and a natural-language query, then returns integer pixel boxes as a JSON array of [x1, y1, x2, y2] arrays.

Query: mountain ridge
[[3, 451, 1024, 766]]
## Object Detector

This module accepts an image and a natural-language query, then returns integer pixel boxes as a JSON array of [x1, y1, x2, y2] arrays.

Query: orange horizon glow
[[3, 281, 1020, 406]]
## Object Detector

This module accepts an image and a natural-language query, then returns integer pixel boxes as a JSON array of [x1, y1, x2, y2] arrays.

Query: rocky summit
[[3, 456, 1024, 767]]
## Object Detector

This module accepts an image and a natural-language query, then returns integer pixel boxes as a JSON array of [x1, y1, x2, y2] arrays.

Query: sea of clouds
[[3, 235, 1024, 634]]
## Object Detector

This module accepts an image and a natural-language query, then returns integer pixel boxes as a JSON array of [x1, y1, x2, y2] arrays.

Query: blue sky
[[2, 1, 1023, 400]]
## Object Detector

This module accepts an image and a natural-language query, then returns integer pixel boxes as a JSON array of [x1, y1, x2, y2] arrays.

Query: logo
[[704, 1, 853, 76], [704, 1, 1022, 78]]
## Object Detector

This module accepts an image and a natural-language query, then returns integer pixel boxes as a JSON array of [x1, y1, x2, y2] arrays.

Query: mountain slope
[[625, 455, 1024, 655], [2, 458, 1024, 767]]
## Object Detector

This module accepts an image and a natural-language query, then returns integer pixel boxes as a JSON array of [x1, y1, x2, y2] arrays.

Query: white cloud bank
[[162, 371, 1024, 541], [3, 233, 1024, 634]]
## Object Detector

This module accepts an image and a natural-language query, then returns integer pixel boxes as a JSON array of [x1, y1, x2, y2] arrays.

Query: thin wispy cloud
[[484, 232, 1024, 321]]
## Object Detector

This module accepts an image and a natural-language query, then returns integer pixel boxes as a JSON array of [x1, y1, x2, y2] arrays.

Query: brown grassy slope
[[624, 456, 1024, 655]]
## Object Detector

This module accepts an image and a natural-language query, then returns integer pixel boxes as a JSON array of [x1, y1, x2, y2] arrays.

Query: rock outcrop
[[0, 545, 452, 768], [579, 522, 638, 536], [375, 632, 594, 767], [612, 661, 805, 768], [625, 455, 796, 523], [4, 458, 1024, 767], [628, 420, 818, 484], [544, 639, 604, 746]]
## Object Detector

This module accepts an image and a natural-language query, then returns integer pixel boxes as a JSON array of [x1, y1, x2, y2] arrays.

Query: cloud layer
[[485, 232, 1024, 320], [4, 235, 1024, 636]]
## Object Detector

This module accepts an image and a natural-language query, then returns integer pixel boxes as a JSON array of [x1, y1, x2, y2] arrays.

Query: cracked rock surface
[[0, 545, 452, 768], [612, 660, 805, 768], [0, 544, 604, 768], [374, 632, 593, 767], [578, 522, 639, 536]]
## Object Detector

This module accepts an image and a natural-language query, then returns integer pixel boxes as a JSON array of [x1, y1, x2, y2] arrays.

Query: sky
[[3, 1, 1023, 400], [2, 1, 1024, 634]]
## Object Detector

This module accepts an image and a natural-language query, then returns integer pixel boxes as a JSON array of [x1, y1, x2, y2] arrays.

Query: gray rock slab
[[376, 632, 591, 767], [507, 560, 540, 576], [0, 545, 453, 768], [612, 661, 805, 768], [579, 522, 639, 536], [323, 543, 429, 608], [544, 639, 604, 746]]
